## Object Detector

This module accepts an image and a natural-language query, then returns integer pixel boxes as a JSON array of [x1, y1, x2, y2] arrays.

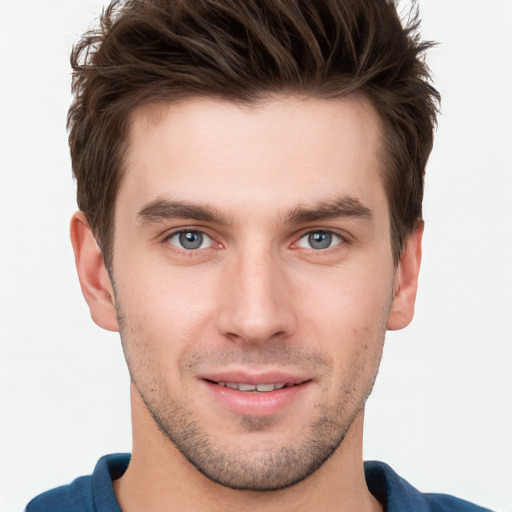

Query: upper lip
[[199, 371, 310, 386]]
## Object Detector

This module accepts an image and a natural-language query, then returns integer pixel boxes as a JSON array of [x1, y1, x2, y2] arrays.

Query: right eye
[[166, 230, 214, 251]]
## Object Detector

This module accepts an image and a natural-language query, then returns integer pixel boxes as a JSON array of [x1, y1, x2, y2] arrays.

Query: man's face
[[107, 96, 409, 490]]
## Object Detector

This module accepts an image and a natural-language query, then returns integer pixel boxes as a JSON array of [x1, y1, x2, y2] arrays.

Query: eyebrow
[[136, 199, 230, 225], [136, 195, 373, 226], [284, 197, 374, 224]]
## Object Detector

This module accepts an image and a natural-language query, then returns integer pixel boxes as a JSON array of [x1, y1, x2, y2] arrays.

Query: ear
[[387, 221, 424, 331], [70, 211, 119, 332]]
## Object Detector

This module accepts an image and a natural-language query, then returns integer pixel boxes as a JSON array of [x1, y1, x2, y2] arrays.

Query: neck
[[114, 384, 382, 512]]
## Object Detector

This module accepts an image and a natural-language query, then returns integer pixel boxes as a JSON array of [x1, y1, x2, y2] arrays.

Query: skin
[[71, 95, 422, 512]]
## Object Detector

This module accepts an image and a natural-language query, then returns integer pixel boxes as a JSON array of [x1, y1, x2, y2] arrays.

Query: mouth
[[207, 380, 301, 392], [200, 374, 311, 416]]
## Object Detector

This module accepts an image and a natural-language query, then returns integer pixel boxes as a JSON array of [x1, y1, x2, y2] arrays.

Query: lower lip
[[202, 380, 310, 417]]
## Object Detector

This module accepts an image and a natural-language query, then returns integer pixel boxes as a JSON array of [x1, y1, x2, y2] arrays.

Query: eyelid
[[292, 228, 349, 250], [163, 226, 222, 252]]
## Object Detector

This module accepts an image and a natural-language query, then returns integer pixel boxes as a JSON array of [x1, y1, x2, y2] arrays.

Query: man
[[25, 0, 492, 510]]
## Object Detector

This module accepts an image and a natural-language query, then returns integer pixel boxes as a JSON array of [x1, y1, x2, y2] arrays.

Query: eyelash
[[164, 228, 219, 254], [294, 230, 346, 251], [163, 227, 348, 255]]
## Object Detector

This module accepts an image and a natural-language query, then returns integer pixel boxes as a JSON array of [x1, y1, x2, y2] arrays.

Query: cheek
[[113, 261, 221, 362], [297, 262, 394, 334], [292, 262, 393, 386]]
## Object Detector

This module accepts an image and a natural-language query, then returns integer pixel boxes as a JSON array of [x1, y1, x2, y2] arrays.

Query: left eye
[[296, 231, 343, 250], [167, 230, 214, 250]]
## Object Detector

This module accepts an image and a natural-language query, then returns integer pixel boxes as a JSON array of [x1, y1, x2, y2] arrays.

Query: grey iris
[[179, 231, 203, 249], [308, 231, 332, 249]]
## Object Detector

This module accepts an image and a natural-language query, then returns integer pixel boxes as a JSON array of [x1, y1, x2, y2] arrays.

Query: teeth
[[217, 381, 290, 392], [255, 384, 275, 392], [238, 383, 257, 391]]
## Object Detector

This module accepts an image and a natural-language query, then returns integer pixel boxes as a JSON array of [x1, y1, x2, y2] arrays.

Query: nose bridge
[[217, 242, 293, 344]]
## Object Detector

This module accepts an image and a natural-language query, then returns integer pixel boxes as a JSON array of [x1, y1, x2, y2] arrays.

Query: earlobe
[[70, 211, 119, 332], [386, 221, 424, 331]]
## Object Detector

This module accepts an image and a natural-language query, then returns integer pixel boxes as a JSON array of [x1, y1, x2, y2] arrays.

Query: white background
[[0, 1, 511, 511]]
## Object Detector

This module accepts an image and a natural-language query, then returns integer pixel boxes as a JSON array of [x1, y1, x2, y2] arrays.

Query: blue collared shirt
[[26, 453, 493, 511]]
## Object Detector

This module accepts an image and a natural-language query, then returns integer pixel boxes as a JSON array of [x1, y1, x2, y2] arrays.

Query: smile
[[214, 382, 297, 392], [202, 376, 311, 416]]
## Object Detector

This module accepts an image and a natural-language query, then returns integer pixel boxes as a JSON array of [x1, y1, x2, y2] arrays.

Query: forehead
[[120, 95, 386, 220]]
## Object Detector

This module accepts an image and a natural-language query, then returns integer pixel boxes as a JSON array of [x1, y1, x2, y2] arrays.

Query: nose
[[217, 246, 295, 346]]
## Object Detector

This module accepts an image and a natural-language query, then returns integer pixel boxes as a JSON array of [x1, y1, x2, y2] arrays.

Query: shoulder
[[364, 461, 493, 512], [25, 475, 93, 512], [25, 454, 130, 512], [423, 493, 494, 512]]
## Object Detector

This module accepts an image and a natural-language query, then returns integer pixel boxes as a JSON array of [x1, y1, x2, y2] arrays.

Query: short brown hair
[[69, 0, 440, 268]]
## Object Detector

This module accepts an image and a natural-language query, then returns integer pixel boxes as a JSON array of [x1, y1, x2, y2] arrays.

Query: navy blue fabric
[[364, 461, 492, 512], [26, 454, 492, 512], [25, 454, 128, 512]]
